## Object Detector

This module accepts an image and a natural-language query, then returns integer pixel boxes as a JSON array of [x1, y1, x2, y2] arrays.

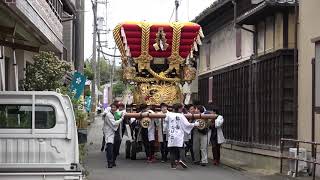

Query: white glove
[[194, 121, 200, 127]]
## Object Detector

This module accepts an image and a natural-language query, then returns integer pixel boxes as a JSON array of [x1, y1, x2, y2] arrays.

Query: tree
[[113, 81, 126, 97], [84, 61, 94, 80], [84, 58, 122, 86], [22, 51, 71, 91]]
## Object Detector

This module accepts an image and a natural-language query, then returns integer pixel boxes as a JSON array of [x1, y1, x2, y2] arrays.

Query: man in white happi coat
[[165, 103, 200, 169], [139, 104, 156, 162], [157, 103, 169, 162], [103, 103, 125, 168], [192, 105, 211, 166], [210, 108, 225, 166], [112, 102, 126, 165]]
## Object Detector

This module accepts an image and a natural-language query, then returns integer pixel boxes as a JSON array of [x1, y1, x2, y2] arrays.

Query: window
[[35, 106, 56, 129], [0, 105, 56, 129]]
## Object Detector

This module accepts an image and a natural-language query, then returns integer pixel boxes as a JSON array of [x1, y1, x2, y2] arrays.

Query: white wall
[[298, 0, 320, 145], [199, 23, 254, 75]]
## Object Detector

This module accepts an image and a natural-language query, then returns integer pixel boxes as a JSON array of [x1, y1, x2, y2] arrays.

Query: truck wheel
[[131, 142, 137, 160], [125, 140, 131, 159]]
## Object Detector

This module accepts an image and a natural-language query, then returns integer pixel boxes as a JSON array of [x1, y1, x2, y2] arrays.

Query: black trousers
[[106, 143, 114, 164], [101, 134, 106, 151], [160, 134, 168, 161], [212, 143, 221, 162], [141, 128, 151, 158], [189, 130, 195, 161], [113, 129, 121, 162], [169, 147, 185, 165], [185, 139, 194, 161]]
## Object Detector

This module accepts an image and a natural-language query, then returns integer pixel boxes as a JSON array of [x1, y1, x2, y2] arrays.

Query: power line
[[98, 49, 121, 57], [169, 7, 175, 22]]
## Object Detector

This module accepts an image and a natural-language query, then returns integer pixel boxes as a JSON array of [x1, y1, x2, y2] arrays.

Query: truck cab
[[0, 91, 83, 180]]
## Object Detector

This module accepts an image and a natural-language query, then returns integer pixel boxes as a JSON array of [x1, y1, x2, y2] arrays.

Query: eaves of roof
[[193, 0, 232, 24]]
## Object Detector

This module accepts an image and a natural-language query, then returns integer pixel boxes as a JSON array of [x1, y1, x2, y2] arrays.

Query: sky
[[84, 0, 216, 64]]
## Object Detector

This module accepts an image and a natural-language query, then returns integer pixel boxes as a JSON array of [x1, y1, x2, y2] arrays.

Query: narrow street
[[85, 116, 265, 180]]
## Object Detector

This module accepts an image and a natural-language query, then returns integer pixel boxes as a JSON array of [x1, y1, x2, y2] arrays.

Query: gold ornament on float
[[183, 66, 197, 83], [123, 67, 136, 81], [196, 119, 207, 130], [140, 117, 151, 128], [133, 83, 182, 105], [153, 27, 169, 51]]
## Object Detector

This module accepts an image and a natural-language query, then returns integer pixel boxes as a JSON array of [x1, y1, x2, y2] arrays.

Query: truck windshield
[[0, 105, 55, 129]]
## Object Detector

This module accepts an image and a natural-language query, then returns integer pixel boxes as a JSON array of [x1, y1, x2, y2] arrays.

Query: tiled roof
[[193, 0, 297, 24], [193, 0, 231, 23], [237, 0, 297, 24]]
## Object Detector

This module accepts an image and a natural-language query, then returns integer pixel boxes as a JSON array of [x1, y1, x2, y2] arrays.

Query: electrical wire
[[99, 49, 121, 58], [169, 0, 183, 22], [169, 7, 175, 22]]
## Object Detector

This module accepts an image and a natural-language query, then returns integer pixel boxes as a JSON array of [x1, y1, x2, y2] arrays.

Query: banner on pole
[[70, 72, 87, 100]]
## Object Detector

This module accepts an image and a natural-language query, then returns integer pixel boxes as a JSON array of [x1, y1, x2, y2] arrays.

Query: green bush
[[22, 51, 71, 91]]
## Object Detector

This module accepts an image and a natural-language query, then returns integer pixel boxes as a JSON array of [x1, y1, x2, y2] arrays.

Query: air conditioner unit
[[288, 148, 308, 177]]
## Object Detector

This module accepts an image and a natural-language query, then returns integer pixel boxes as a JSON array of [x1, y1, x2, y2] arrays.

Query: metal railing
[[46, 0, 63, 21], [280, 138, 320, 180]]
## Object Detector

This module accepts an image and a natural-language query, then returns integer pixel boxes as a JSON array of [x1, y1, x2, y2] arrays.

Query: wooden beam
[[124, 112, 217, 120], [0, 40, 39, 52]]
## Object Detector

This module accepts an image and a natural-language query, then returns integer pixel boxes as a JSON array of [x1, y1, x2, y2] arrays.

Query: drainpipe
[[312, 58, 315, 144], [294, 0, 299, 141]]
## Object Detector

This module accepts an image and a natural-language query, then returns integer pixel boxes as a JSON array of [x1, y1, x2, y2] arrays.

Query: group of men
[[102, 101, 225, 169]]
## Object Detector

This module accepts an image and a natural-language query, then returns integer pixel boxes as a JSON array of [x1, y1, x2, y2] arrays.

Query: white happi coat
[[103, 111, 123, 144], [215, 115, 226, 144], [147, 110, 156, 141], [165, 112, 195, 147], [155, 111, 168, 142]]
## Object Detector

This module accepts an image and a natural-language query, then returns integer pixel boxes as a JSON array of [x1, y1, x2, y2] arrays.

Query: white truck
[[0, 91, 83, 180]]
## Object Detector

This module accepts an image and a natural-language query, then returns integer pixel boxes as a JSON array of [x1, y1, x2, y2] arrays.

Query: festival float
[[112, 22, 218, 160], [113, 21, 204, 106]]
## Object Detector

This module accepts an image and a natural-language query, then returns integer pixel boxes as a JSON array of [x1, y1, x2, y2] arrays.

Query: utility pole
[[97, 31, 101, 94], [91, 0, 97, 113], [105, 0, 108, 35], [110, 45, 116, 101], [175, 0, 179, 22]]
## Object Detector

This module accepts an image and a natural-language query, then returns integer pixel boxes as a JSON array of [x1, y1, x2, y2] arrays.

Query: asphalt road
[[85, 115, 280, 180]]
